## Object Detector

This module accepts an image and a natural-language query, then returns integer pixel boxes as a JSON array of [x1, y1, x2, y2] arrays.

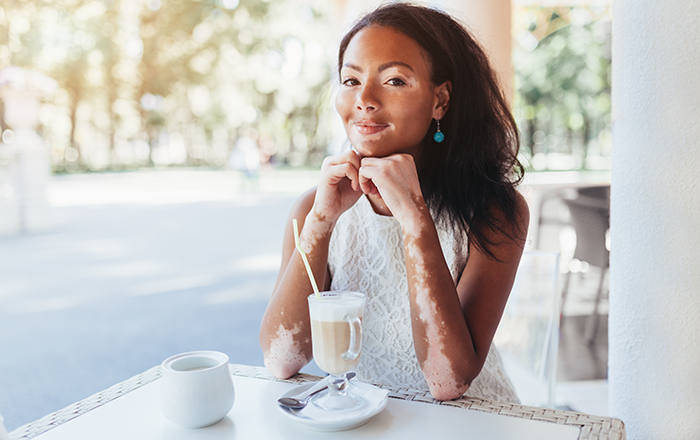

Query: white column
[[434, 0, 513, 103], [610, 1, 700, 439]]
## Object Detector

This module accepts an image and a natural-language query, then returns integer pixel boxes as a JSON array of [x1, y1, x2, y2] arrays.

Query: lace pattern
[[328, 196, 519, 403]]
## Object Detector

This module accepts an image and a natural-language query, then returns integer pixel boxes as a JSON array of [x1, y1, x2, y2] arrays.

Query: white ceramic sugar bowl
[[160, 351, 235, 429]]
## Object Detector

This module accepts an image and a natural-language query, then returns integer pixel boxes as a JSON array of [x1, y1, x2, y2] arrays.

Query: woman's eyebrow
[[378, 61, 414, 72], [341, 61, 415, 73], [342, 62, 362, 72]]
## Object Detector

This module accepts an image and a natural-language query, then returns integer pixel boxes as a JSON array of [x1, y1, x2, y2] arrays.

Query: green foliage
[[514, 6, 612, 171]]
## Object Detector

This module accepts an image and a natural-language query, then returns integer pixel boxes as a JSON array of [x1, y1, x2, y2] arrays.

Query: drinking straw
[[293, 219, 321, 298]]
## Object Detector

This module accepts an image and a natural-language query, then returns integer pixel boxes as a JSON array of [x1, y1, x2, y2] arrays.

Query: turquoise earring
[[433, 119, 445, 143]]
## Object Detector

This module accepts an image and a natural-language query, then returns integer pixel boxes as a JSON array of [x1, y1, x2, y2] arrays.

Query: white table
[[11, 365, 625, 440]]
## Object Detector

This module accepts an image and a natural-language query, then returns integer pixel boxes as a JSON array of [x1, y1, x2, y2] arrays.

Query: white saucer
[[277, 381, 389, 432]]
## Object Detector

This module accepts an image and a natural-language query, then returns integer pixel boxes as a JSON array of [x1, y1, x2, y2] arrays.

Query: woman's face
[[335, 26, 448, 159]]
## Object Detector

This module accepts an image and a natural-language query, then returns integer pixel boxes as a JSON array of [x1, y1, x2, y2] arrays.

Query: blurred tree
[[513, 6, 612, 171], [2, 0, 129, 169], [134, 0, 334, 168]]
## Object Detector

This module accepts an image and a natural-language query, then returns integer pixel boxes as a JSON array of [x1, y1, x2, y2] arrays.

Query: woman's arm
[[259, 151, 363, 379], [358, 154, 529, 400], [404, 193, 529, 400]]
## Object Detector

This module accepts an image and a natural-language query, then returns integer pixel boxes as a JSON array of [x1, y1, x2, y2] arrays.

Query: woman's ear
[[433, 81, 451, 120]]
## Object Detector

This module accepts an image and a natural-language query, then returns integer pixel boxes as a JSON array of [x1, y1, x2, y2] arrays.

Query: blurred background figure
[[229, 129, 261, 188], [0, 66, 57, 236]]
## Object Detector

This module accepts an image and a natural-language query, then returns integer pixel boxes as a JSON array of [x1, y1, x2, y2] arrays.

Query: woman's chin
[[350, 145, 365, 158], [351, 144, 388, 159], [352, 144, 422, 160], [349, 137, 390, 158]]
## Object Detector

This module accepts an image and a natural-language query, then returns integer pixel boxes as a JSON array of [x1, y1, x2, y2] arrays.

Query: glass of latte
[[307, 291, 365, 411]]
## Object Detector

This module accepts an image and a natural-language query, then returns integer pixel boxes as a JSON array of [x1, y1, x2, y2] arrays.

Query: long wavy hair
[[338, 3, 525, 259]]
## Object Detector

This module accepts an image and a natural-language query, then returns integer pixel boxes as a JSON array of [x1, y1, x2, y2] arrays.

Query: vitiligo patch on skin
[[301, 228, 323, 253], [264, 323, 309, 376], [405, 232, 469, 397], [300, 214, 332, 254]]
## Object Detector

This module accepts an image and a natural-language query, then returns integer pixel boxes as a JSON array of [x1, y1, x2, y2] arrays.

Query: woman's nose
[[356, 84, 379, 111]]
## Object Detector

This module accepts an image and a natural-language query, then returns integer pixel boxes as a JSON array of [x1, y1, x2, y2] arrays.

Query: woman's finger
[[322, 152, 360, 186], [357, 162, 382, 196], [328, 150, 361, 168], [358, 165, 375, 195], [343, 151, 362, 191], [342, 162, 360, 191]]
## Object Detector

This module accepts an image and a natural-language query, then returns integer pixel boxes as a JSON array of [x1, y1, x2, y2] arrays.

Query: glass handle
[[342, 314, 362, 360]]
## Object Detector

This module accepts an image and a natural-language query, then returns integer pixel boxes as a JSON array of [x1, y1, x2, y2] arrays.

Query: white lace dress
[[327, 195, 519, 403]]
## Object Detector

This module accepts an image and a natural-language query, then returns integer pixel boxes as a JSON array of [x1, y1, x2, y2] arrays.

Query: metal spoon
[[278, 372, 356, 410]]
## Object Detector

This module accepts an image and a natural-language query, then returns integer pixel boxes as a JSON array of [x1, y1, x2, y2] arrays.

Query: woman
[[259, 3, 528, 403]]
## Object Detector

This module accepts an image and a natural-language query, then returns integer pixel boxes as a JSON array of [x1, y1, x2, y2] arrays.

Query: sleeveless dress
[[327, 195, 520, 403]]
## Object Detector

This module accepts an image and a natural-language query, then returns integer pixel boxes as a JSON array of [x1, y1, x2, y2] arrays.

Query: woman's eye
[[387, 78, 406, 86], [342, 78, 360, 86]]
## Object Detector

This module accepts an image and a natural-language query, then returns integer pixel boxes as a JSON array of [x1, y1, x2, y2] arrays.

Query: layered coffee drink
[[307, 291, 365, 410], [311, 317, 362, 375]]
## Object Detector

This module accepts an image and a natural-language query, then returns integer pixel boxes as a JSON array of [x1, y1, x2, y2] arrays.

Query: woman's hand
[[357, 153, 427, 230], [311, 150, 363, 226]]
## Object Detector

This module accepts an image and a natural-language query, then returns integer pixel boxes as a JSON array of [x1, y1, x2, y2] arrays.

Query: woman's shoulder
[[513, 190, 530, 231], [288, 186, 318, 220], [482, 186, 529, 221], [489, 189, 530, 246]]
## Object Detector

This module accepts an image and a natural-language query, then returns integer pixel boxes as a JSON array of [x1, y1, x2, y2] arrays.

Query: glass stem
[[327, 374, 349, 398]]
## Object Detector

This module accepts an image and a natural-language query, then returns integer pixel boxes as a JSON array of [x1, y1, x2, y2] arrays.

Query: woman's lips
[[354, 120, 389, 135]]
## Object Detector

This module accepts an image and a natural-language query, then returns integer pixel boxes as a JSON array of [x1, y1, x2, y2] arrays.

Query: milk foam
[[308, 293, 364, 321]]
